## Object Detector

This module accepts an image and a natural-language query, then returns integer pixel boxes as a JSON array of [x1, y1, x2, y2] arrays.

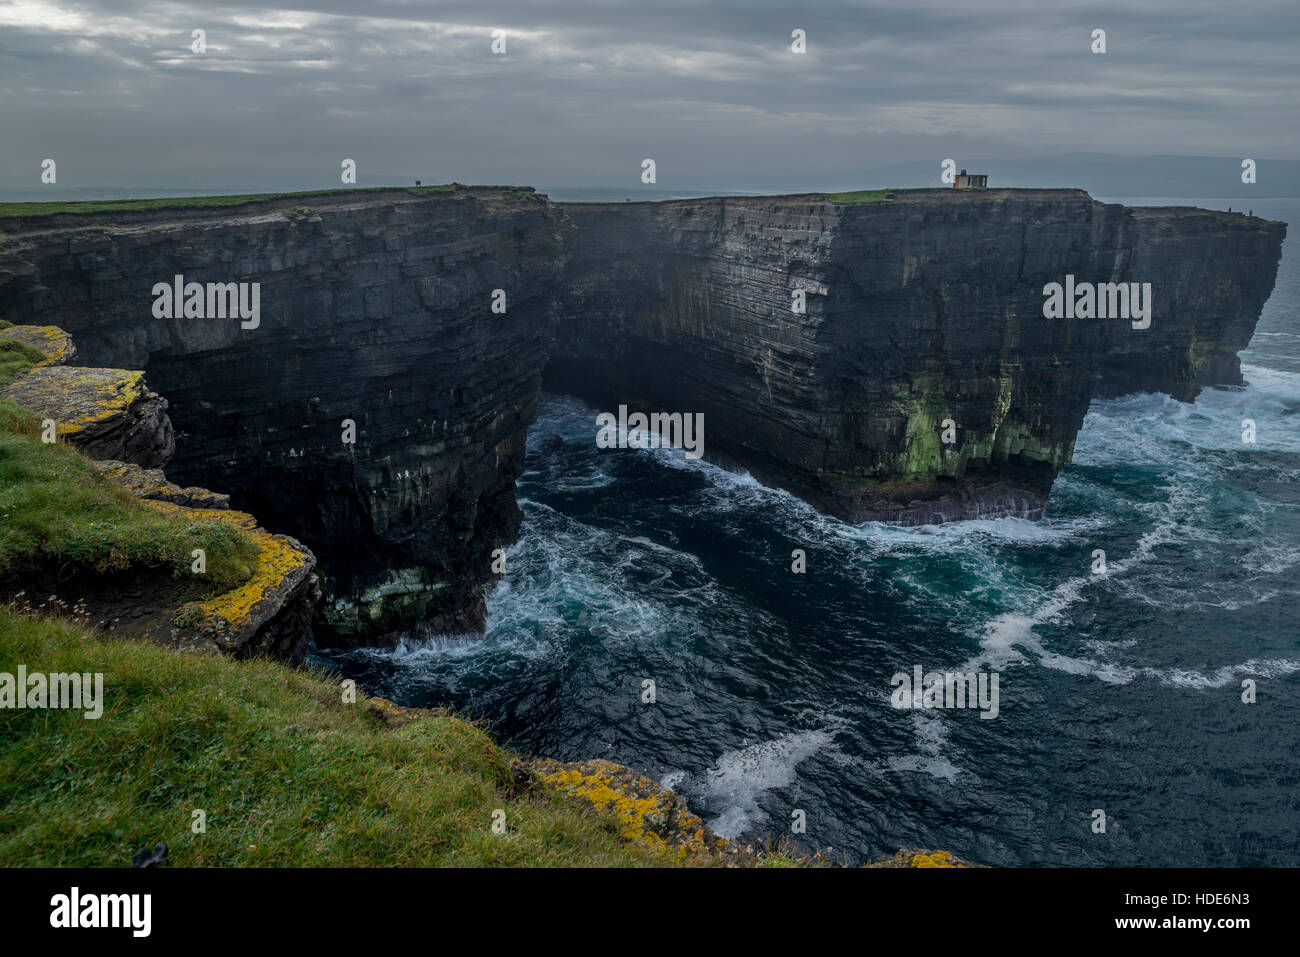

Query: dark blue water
[[316, 197, 1300, 866]]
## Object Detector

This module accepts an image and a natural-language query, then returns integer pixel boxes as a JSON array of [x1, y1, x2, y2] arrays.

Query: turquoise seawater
[[316, 197, 1300, 866]]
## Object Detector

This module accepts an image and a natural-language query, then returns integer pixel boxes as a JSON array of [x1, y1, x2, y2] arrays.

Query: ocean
[[313, 196, 1300, 867]]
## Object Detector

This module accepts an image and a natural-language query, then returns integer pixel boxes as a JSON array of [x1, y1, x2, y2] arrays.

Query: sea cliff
[[548, 189, 1285, 523], [0, 186, 1284, 643]]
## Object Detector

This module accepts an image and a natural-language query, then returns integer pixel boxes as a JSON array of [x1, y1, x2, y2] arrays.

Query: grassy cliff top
[[0, 184, 550, 222], [0, 398, 259, 594], [0, 184, 1149, 223], [824, 189, 895, 204], [0, 318, 791, 866], [563, 186, 1106, 208], [0, 328, 257, 595], [0, 607, 760, 866]]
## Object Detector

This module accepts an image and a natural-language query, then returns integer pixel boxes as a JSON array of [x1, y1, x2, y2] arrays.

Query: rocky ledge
[[3, 365, 174, 467], [521, 756, 978, 866], [525, 757, 732, 861], [0, 186, 567, 649], [0, 322, 319, 662]]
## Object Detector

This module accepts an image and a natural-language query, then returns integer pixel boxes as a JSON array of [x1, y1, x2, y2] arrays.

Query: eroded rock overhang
[[0, 186, 1284, 642], [546, 189, 1285, 523]]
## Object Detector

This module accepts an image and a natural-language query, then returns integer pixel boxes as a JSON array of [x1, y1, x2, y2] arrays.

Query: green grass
[[0, 322, 263, 595], [0, 607, 698, 866], [0, 339, 46, 388], [0, 185, 459, 221], [824, 189, 894, 204], [0, 400, 258, 594], [0, 320, 12, 331]]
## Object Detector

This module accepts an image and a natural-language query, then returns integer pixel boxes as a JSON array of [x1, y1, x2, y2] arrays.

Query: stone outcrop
[[521, 755, 977, 866], [0, 186, 1284, 641], [0, 187, 568, 649], [1099, 205, 1286, 398], [0, 323, 76, 364], [157, 500, 320, 661], [0, 323, 319, 662], [92, 460, 232, 509], [2, 366, 174, 467], [526, 757, 731, 860], [548, 190, 1285, 523], [2, 319, 173, 466], [864, 848, 982, 868]]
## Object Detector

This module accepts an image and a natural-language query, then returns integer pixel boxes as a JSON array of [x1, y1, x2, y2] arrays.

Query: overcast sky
[[1, 0, 1297, 192]]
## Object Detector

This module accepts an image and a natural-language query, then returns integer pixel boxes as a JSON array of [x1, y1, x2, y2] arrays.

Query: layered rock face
[[0, 187, 569, 648], [1100, 205, 1285, 398], [548, 190, 1285, 523], [0, 323, 319, 662], [0, 187, 1283, 644], [3, 366, 174, 467]]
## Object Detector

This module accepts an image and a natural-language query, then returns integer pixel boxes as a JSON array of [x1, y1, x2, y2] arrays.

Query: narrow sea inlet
[[315, 197, 1300, 868]]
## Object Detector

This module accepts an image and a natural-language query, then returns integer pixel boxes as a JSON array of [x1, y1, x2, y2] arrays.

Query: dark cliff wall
[[0, 187, 569, 647], [1101, 206, 1285, 397], [0, 186, 1283, 642], [547, 190, 1285, 523]]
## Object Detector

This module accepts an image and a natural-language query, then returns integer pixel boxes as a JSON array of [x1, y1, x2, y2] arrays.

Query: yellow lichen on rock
[[0, 365, 144, 435], [865, 848, 978, 868], [528, 757, 725, 861], [542, 766, 672, 848], [93, 460, 231, 508], [0, 323, 76, 365], [144, 500, 316, 653], [911, 850, 958, 867], [0, 325, 173, 468]]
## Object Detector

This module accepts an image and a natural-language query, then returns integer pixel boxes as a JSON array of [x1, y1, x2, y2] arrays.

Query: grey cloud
[[0, 0, 1295, 193]]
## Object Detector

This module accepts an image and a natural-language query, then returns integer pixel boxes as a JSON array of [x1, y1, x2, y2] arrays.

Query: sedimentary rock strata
[[0, 187, 567, 648], [0, 186, 1284, 641], [548, 190, 1285, 523], [0, 323, 318, 662]]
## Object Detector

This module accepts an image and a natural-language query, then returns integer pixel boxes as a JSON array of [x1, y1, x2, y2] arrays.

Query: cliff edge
[[549, 189, 1285, 523], [0, 321, 319, 661], [0, 186, 1284, 640]]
